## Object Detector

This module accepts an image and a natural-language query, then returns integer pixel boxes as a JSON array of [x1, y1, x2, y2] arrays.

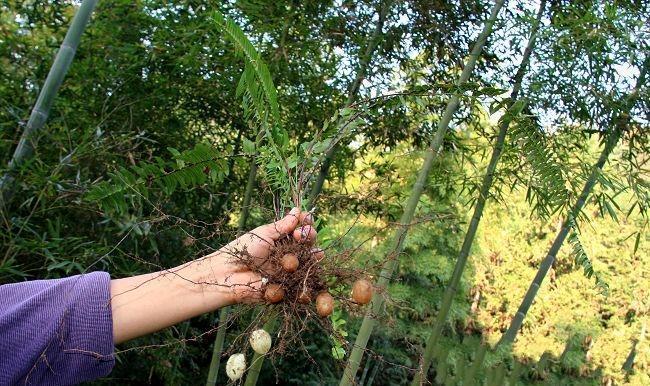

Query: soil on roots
[[231, 234, 370, 356]]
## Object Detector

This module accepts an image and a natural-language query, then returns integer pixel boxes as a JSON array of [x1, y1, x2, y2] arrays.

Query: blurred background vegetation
[[1, 0, 647, 385]]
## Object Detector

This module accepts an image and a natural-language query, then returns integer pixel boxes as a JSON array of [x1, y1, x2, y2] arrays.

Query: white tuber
[[226, 353, 246, 381], [249, 329, 272, 355]]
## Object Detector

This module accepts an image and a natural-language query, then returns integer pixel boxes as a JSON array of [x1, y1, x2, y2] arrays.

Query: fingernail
[[289, 207, 300, 216]]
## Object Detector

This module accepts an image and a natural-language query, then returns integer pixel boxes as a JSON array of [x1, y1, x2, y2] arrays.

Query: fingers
[[260, 208, 314, 241], [260, 207, 300, 241], [292, 225, 317, 244], [299, 211, 314, 225]]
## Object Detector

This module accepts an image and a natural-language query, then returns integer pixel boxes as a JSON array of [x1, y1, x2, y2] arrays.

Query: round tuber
[[316, 291, 334, 317], [280, 253, 299, 272], [265, 283, 285, 303], [249, 329, 272, 355], [226, 353, 246, 381], [352, 279, 373, 305]]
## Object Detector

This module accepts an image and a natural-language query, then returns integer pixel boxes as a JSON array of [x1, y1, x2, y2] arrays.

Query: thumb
[[263, 207, 300, 241]]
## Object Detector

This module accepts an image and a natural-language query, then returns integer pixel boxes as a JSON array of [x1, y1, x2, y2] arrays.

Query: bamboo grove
[[1, 0, 648, 385]]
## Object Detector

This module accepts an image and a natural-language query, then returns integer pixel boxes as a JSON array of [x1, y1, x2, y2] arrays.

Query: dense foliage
[[1, 0, 648, 385]]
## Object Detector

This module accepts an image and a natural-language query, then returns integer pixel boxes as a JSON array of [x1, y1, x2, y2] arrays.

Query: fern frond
[[213, 10, 279, 126]]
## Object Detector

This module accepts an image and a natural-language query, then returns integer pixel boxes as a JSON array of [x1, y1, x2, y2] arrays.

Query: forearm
[[109, 208, 312, 345], [110, 252, 253, 344]]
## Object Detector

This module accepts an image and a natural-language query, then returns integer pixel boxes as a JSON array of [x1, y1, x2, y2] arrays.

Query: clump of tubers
[[227, 213, 377, 359]]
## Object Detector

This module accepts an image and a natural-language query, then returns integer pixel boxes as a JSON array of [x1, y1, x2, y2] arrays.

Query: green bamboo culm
[[205, 158, 259, 386], [205, 307, 230, 385], [409, 1, 546, 384], [498, 57, 649, 346], [306, 0, 391, 208], [339, 1, 506, 385], [0, 0, 99, 205]]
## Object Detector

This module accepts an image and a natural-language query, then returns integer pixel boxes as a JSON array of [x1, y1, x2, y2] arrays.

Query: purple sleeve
[[0, 272, 115, 385]]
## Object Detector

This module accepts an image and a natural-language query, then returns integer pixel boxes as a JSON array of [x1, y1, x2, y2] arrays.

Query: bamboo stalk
[[206, 307, 230, 385], [455, 354, 468, 382], [366, 360, 381, 386], [498, 58, 648, 346], [359, 357, 372, 385], [433, 344, 451, 384], [205, 156, 258, 386], [0, 0, 99, 205], [307, 0, 391, 207], [409, 2, 546, 384], [622, 323, 644, 375], [493, 363, 506, 386], [339, 2, 506, 385]]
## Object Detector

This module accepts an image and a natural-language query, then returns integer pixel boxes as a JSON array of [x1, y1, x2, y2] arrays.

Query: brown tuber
[[315, 291, 334, 317], [280, 253, 299, 273], [264, 283, 285, 303], [352, 279, 373, 305]]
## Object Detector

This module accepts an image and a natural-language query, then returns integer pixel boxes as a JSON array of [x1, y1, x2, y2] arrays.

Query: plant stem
[[307, 0, 391, 207], [410, 1, 546, 383], [206, 307, 230, 385], [0, 0, 98, 206], [339, 2, 505, 385], [205, 155, 258, 386], [498, 58, 648, 346]]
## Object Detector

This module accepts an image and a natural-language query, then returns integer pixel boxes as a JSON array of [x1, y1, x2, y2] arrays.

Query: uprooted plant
[[85, 9, 387, 383]]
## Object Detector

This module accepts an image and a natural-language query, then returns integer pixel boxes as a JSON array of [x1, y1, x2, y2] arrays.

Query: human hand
[[205, 207, 319, 303], [110, 207, 319, 344]]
